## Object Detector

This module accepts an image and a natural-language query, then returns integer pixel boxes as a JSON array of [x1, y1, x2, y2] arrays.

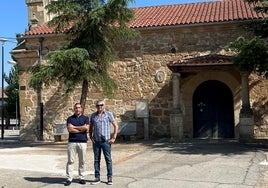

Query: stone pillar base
[[170, 110, 183, 142], [239, 116, 254, 139]]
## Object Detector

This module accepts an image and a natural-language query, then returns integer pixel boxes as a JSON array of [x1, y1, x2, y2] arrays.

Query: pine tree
[[28, 0, 137, 108], [4, 64, 19, 121], [228, 0, 268, 76]]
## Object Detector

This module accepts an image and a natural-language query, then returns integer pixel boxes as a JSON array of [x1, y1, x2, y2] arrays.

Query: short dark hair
[[74, 103, 82, 108]]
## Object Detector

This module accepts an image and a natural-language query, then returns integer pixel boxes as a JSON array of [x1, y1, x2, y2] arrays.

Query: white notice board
[[135, 99, 149, 118]]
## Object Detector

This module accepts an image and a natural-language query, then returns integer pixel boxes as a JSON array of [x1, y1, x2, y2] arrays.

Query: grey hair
[[96, 99, 105, 105]]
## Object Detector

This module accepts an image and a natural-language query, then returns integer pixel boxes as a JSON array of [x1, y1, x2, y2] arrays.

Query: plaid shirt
[[90, 110, 115, 141]]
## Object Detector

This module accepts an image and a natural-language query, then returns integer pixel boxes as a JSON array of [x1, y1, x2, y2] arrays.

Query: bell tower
[[25, 0, 56, 29]]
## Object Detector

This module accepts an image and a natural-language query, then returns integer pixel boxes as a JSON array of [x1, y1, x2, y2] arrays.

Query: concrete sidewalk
[[1, 130, 268, 188]]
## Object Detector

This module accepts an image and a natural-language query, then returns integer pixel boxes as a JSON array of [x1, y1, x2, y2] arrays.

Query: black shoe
[[79, 179, 86, 185], [107, 177, 113, 185], [91, 177, 100, 185], [64, 180, 72, 186]]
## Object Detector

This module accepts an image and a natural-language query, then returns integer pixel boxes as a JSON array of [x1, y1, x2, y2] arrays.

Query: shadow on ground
[[24, 177, 65, 185]]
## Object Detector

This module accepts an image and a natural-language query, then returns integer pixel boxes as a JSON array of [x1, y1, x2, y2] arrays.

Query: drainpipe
[[38, 37, 44, 141]]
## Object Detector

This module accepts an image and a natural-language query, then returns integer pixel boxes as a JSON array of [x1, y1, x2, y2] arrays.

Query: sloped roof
[[171, 54, 233, 65], [129, 0, 264, 28], [25, 0, 265, 36], [167, 54, 235, 72]]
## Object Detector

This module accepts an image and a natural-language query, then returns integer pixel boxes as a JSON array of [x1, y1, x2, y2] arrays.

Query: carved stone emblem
[[155, 71, 165, 83]]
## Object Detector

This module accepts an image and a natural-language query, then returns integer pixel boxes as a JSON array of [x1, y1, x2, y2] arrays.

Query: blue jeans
[[93, 140, 112, 178]]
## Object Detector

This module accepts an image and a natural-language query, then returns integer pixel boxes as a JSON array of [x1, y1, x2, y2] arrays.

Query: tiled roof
[[170, 54, 233, 66], [167, 54, 234, 72], [25, 0, 265, 36], [26, 24, 56, 36], [130, 0, 265, 28]]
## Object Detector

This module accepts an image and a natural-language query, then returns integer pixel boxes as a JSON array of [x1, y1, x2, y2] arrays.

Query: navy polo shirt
[[67, 114, 89, 143]]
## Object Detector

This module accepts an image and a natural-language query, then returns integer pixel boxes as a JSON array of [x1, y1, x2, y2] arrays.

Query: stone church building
[[12, 0, 268, 141]]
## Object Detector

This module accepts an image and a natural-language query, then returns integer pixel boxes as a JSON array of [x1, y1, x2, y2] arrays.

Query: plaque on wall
[[135, 99, 149, 118], [155, 70, 165, 83]]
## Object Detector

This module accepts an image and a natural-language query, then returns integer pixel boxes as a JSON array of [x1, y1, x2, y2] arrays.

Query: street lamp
[[8, 60, 18, 130], [0, 38, 7, 139]]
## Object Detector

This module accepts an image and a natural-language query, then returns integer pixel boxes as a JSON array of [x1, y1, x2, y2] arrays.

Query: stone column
[[170, 73, 183, 142], [239, 71, 254, 139]]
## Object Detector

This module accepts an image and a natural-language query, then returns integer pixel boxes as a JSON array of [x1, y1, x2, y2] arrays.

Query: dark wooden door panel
[[193, 80, 234, 138]]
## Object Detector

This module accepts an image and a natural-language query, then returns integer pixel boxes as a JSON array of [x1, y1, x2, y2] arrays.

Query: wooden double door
[[193, 80, 234, 138]]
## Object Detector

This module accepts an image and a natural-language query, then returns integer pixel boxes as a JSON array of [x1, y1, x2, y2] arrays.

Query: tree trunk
[[80, 79, 89, 109]]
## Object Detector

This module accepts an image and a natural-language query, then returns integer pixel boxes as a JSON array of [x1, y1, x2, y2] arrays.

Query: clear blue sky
[[0, 0, 214, 86]]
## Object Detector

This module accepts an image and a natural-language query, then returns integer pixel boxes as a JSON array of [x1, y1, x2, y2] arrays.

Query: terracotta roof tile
[[167, 54, 234, 72], [25, 0, 265, 36], [170, 54, 233, 66], [26, 24, 56, 36]]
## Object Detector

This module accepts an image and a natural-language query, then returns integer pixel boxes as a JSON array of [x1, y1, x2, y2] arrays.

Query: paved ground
[[1, 130, 268, 188]]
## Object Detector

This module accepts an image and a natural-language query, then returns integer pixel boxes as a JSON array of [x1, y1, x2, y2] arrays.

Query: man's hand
[[90, 136, 95, 143], [109, 137, 116, 144], [67, 124, 88, 133]]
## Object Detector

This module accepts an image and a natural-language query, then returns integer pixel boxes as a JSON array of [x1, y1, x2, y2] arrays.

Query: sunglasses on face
[[96, 104, 104, 107]]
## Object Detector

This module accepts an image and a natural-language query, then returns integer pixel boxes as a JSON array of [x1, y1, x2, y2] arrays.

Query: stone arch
[[181, 71, 241, 138]]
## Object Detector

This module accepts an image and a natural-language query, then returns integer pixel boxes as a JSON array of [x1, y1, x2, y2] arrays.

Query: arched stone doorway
[[193, 80, 234, 138]]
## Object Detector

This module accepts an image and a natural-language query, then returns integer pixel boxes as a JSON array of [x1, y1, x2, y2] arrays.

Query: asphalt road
[[1, 130, 268, 188]]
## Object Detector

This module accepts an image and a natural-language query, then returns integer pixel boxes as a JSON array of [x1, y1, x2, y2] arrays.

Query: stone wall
[[250, 74, 268, 138], [14, 22, 268, 141], [26, 0, 55, 28]]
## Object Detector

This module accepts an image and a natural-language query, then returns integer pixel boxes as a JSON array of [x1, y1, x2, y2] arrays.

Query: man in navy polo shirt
[[64, 103, 89, 186]]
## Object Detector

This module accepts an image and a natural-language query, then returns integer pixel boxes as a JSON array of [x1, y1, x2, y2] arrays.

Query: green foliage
[[28, 1, 137, 106], [229, 36, 268, 74], [244, 0, 268, 13], [228, 0, 268, 77], [4, 64, 19, 118], [242, 18, 268, 38], [241, 0, 268, 38], [29, 48, 96, 93]]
